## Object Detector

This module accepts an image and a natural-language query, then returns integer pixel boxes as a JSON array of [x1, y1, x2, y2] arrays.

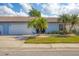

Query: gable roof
[[0, 16, 58, 23]]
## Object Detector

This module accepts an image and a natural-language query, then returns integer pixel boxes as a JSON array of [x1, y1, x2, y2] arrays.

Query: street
[[0, 48, 79, 56], [1, 50, 79, 56]]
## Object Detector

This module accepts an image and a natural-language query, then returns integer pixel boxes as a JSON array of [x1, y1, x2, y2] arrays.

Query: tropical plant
[[58, 14, 71, 34], [29, 8, 41, 17], [28, 8, 48, 34], [37, 17, 48, 33], [28, 17, 48, 34], [69, 14, 79, 32]]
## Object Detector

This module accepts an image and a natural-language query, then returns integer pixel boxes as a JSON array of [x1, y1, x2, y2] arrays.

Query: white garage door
[[46, 23, 59, 33], [9, 23, 35, 35], [0, 25, 3, 35]]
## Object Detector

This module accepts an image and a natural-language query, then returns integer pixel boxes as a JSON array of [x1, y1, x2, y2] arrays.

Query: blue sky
[[0, 3, 79, 17]]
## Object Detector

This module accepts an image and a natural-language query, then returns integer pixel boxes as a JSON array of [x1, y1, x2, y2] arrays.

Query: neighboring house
[[0, 16, 79, 35]]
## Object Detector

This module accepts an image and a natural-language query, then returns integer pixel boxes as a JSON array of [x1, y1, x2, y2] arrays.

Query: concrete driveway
[[0, 36, 25, 47]]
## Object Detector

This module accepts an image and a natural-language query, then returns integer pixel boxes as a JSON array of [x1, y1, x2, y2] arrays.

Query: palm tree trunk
[[41, 29, 45, 33], [69, 24, 74, 33], [36, 29, 39, 34], [63, 23, 67, 34]]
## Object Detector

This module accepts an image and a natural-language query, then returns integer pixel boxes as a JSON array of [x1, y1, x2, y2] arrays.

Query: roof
[[0, 16, 58, 23], [46, 17, 58, 23]]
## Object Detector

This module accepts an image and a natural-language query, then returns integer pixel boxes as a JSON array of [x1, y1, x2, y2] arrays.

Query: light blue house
[[0, 16, 61, 35]]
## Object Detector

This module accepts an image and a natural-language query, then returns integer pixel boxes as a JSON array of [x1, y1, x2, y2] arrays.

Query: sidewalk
[[1, 43, 79, 51]]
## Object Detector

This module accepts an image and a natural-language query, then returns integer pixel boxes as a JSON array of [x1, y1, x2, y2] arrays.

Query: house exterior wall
[[0, 24, 3, 35], [0, 22, 59, 35], [0, 23, 9, 35], [8, 23, 35, 35], [46, 23, 59, 33], [8, 22, 60, 35]]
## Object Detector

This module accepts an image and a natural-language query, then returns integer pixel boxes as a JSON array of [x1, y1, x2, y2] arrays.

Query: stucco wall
[[46, 23, 59, 33], [8, 23, 59, 34], [0, 24, 3, 34], [8, 23, 35, 35], [1, 22, 79, 35], [0, 22, 60, 35]]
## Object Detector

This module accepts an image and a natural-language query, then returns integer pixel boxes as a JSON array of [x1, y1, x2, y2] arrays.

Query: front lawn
[[24, 36, 79, 44]]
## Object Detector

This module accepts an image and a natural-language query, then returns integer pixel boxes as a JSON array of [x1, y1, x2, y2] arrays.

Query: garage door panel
[[9, 23, 35, 34], [0, 25, 3, 35]]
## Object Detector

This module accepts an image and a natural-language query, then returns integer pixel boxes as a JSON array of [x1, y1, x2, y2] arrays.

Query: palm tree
[[28, 8, 48, 34], [29, 8, 41, 17], [28, 17, 48, 34], [69, 14, 79, 32], [28, 18, 39, 33], [37, 17, 48, 33], [58, 14, 71, 34]]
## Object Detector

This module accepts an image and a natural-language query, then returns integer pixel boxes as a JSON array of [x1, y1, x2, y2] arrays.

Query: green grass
[[24, 36, 79, 44]]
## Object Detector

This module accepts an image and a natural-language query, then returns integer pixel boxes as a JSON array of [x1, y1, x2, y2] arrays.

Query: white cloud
[[0, 5, 28, 16], [41, 13, 48, 17], [68, 8, 79, 14], [41, 3, 63, 15], [16, 9, 28, 16], [41, 3, 79, 17], [41, 13, 58, 17], [64, 3, 79, 14], [0, 4, 32, 16], [0, 6, 17, 16], [19, 3, 32, 13]]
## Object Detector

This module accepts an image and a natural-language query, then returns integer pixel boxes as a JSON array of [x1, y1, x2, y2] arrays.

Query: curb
[[1, 43, 79, 48]]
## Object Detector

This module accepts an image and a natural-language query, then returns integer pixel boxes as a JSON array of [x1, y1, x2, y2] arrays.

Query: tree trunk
[[63, 23, 67, 34], [36, 29, 39, 34], [69, 24, 74, 33], [41, 29, 45, 33]]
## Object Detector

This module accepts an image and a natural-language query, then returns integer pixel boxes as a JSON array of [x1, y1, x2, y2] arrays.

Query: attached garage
[[8, 23, 35, 35], [0, 23, 35, 35]]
